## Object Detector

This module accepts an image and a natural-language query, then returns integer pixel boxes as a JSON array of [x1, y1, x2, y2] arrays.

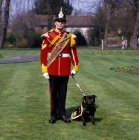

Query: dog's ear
[[92, 95, 97, 98], [82, 96, 86, 99], [90, 95, 96, 103]]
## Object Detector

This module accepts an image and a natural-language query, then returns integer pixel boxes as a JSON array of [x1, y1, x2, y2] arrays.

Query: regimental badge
[[58, 7, 64, 18]]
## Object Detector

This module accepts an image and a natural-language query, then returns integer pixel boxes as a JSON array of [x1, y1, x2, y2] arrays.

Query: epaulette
[[41, 32, 50, 38], [65, 31, 76, 39], [41, 29, 54, 38], [71, 33, 76, 39]]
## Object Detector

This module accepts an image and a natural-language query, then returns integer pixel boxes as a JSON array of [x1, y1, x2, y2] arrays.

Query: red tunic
[[40, 29, 79, 76]]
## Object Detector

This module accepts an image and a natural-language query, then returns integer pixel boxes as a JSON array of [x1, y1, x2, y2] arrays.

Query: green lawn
[[0, 48, 139, 140]]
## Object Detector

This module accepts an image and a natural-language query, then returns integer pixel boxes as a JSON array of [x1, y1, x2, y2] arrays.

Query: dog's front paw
[[83, 122, 86, 126], [92, 121, 95, 125]]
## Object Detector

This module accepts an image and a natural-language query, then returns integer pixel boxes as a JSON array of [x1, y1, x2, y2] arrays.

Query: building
[[34, 15, 95, 44], [34, 15, 122, 46]]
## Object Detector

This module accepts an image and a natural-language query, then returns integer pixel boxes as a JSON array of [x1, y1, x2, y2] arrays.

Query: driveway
[[0, 55, 39, 64]]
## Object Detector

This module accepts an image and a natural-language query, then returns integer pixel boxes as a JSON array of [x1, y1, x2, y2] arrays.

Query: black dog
[[71, 95, 97, 126]]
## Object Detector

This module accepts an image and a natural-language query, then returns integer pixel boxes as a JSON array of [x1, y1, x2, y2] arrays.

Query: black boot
[[49, 116, 57, 124], [60, 116, 71, 123]]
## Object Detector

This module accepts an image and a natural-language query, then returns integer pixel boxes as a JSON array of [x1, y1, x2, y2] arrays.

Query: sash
[[47, 32, 70, 67]]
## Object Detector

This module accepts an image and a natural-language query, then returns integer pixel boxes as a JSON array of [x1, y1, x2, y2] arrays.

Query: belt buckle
[[58, 53, 62, 57]]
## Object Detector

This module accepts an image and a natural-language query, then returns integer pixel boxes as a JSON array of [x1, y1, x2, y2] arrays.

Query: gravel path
[[0, 55, 39, 64]]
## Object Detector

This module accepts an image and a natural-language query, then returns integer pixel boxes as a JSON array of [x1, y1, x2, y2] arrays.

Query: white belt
[[48, 53, 70, 58]]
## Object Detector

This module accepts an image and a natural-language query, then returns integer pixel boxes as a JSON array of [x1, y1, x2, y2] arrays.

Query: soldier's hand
[[71, 70, 76, 75], [71, 65, 79, 75], [43, 72, 49, 79]]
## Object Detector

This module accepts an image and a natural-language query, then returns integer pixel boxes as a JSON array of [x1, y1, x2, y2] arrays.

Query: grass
[[0, 48, 139, 140]]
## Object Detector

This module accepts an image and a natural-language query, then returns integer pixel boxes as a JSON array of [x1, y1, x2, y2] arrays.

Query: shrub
[[16, 38, 28, 48], [73, 29, 87, 46], [6, 33, 16, 44], [28, 32, 42, 48], [0, 54, 3, 58]]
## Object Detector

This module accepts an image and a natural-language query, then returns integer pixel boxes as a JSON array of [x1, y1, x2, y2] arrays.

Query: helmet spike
[[54, 7, 67, 22], [58, 7, 64, 18]]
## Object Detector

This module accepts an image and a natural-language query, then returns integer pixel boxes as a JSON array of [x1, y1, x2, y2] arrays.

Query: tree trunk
[[131, 9, 139, 50], [0, 0, 10, 49], [0, 0, 3, 33], [47, 14, 53, 31], [103, 4, 111, 49], [47, 0, 53, 31], [103, 21, 108, 49]]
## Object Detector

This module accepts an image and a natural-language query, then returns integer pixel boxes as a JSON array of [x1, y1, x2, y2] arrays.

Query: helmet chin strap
[[55, 27, 64, 32]]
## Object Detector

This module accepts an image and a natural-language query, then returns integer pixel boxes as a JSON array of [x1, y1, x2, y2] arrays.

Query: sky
[[10, 0, 97, 16], [72, 0, 97, 13], [73, 0, 94, 9]]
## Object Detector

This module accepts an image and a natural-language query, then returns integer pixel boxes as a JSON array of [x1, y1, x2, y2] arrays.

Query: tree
[[108, 0, 139, 49], [87, 0, 139, 49], [10, 10, 41, 48], [34, 0, 73, 30], [34, 0, 73, 15], [127, 0, 139, 50], [11, 11, 35, 38], [0, 0, 3, 33], [0, 0, 11, 49], [88, 0, 118, 48]]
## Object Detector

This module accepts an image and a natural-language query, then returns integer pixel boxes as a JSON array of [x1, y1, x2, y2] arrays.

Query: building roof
[[35, 15, 95, 27]]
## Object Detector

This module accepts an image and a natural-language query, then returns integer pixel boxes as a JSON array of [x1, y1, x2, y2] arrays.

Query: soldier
[[40, 7, 79, 124]]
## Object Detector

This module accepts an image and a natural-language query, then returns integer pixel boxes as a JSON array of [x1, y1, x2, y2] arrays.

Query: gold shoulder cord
[[48, 33, 72, 47], [54, 33, 71, 46], [47, 34, 60, 47]]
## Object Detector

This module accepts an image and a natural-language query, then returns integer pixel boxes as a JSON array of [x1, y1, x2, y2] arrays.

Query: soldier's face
[[54, 21, 66, 30]]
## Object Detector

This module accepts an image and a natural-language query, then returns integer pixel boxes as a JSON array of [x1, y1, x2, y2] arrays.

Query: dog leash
[[71, 74, 86, 96]]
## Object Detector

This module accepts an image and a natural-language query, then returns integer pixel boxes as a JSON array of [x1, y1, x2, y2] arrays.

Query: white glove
[[71, 70, 76, 75], [43, 72, 49, 79]]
